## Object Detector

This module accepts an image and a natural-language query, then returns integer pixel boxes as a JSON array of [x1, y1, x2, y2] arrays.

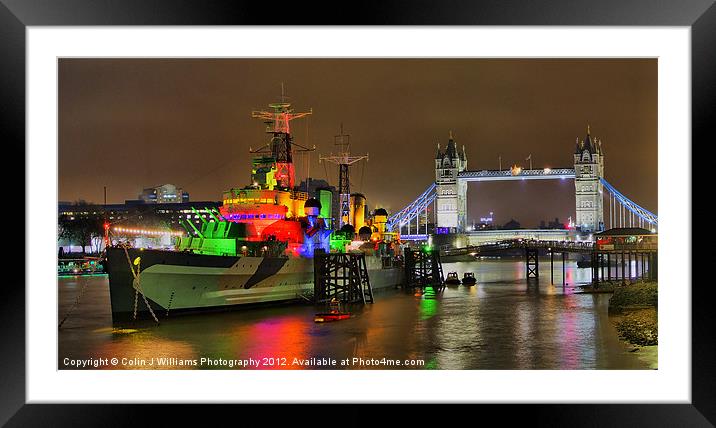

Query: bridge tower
[[435, 132, 468, 233], [573, 125, 605, 233]]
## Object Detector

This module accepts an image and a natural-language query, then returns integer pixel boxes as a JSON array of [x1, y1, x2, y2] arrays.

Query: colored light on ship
[[113, 226, 184, 237]]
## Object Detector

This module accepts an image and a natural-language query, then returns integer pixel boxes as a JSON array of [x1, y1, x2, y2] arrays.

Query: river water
[[58, 259, 657, 370]]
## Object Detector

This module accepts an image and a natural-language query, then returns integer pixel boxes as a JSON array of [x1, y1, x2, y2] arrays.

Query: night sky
[[59, 59, 657, 228]]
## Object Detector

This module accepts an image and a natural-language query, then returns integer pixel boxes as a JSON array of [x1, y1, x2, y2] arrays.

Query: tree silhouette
[[58, 200, 104, 254]]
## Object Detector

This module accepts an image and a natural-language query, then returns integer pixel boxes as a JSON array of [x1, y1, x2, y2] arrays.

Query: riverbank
[[577, 282, 617, 293], [608, 282, 658, 347]]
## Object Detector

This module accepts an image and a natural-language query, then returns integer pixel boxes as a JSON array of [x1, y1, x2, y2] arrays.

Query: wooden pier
[[442, 227, 657, 287]]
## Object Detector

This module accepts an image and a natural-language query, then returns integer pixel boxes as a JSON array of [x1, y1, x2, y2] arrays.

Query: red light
[[260, 219, 304, 243]]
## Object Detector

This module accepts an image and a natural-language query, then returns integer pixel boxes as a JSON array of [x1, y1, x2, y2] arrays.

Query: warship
[[105, 96, 404, 322]]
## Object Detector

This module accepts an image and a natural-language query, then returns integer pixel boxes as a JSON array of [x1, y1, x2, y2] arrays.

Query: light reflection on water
[[58, 260, 656, 370]]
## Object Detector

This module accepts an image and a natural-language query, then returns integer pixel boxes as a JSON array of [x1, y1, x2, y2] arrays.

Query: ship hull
[[106, 247, 403, 323]]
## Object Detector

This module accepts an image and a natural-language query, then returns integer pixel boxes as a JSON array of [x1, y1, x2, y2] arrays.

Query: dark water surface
[[58, 260, 657, 369]]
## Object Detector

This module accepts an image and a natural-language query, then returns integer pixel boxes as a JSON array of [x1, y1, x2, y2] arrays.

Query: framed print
[[2, 0, 712, 425]]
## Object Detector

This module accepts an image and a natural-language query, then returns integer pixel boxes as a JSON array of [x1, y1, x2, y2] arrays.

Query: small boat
[[314, 299, 351, 323], [462, 272, 477, 286], [314, 311, 351, 323], [445, 272, 461, 286]]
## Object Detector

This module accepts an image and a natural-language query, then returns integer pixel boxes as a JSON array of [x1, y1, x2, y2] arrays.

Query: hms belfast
[[105, 95, 404, 322]]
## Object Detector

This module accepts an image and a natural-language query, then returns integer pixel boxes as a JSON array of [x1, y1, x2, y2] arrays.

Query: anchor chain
[[58, 275, 90, 329], [165, 291, 175, 317], [133, 277, 140, 320], [121, 243, 160, 324]]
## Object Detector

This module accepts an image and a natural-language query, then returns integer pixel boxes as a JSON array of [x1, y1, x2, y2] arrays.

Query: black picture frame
[[2, 0, 711, 425]]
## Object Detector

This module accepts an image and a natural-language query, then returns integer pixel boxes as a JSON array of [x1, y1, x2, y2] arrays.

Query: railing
[[291, 190, 309, 200], [444, 239, 595, 256], [596, 243, 658, 252], [399, 234, 429, 241]]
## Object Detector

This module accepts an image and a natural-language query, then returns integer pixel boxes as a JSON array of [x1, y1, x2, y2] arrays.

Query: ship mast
[[319, 124, 368, 229], [250, 84, 313, 190]]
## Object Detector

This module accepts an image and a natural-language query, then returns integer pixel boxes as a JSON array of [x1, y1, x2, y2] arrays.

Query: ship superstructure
[[218, 95, 328, 256], [319, 124, 368, 230]]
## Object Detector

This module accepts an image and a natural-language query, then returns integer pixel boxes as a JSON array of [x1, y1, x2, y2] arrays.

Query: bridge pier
[[649, 252, 658, 281], [525, 248, 539, 279], [549, 250, 567, 286], [593, 251, 657, 284], [640, 253, 645, 279], [591, 252, 600, 287]]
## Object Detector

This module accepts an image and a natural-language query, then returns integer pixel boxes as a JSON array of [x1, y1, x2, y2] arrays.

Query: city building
[[473, 211, 495, 230], [58, 199, 221, 252], [539, 217, 566, 229], [503, 218, 521, 229], [139, 184, 189, 204]]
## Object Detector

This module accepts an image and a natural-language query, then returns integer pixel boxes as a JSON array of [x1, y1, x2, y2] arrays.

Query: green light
[[419, 297, 438, 320], [329, 235, 351, 253]]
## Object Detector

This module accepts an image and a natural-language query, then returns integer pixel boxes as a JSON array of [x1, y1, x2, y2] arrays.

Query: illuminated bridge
[[387, 127, 657, 239]]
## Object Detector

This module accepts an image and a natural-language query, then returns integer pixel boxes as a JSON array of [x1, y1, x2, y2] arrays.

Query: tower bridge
[[387, 126, 657, 238]]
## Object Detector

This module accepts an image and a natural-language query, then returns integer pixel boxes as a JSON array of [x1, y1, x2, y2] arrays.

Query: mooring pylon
[[404, 247, 444, 290], [313, 249, 374, 304]]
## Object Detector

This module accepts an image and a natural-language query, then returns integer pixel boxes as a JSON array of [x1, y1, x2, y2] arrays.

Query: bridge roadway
[[442, 239, 595, 257], [458, 167, 575, 181]]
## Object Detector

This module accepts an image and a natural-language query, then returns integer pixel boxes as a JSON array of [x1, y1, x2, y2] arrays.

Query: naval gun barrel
[[191, 207, 208, 225], [205, 207, 222, 223], [180, 218, 204, 239]]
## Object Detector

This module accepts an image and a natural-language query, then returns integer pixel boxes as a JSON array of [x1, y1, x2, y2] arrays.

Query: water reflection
[[59, 259, 655, 370]]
